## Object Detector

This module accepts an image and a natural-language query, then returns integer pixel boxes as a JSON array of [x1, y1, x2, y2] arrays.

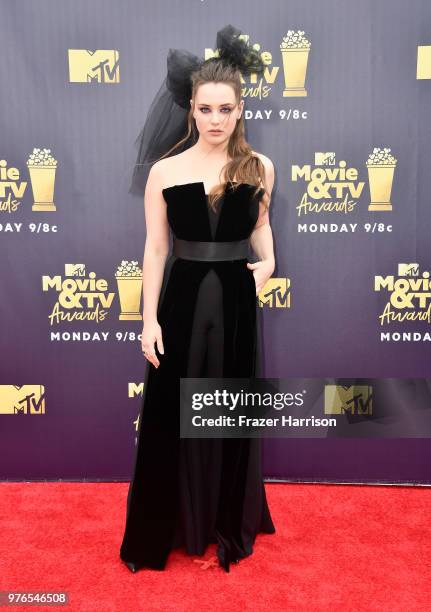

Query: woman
[[120, 24, 276, 573]]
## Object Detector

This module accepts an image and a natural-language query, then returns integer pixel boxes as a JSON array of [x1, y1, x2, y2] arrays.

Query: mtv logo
[[65, 263, 85, 276], [417, 45, 431, 79], [258, 278, 290, 308], [398, 263, 419, 277], [128, 382, 144, 398], [0, 385, 45, 414], [324, 385, 373, 415], [315, 152, 336, 166], [68, 49, 120, 83]]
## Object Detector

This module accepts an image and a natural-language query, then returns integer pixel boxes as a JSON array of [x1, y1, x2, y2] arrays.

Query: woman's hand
[[246, 259, 275, 296], [141, 319, 165, 368]]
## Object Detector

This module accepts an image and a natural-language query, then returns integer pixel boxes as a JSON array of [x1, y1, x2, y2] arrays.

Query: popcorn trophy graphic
[[366, 147, 397, 211], [26, 148, 58, 211], [115, 260, 143, 320], [280, 30, 311, 97]]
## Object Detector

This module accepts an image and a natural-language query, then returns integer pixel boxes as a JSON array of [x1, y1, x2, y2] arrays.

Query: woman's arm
[[140, 161, 170, 367], [247, 156, 276, 294]]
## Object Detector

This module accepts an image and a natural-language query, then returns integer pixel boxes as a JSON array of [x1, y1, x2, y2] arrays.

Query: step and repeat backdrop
[[1, 0, 431, 483]]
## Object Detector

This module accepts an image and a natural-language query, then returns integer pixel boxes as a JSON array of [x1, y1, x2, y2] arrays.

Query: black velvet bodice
[[207, 194, 223, 240], [162, 181, 264, 242]]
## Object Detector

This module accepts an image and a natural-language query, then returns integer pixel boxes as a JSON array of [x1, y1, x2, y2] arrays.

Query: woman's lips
[[209, 130, 222, 133]]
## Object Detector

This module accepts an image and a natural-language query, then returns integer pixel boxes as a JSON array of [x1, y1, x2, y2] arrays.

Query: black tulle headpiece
[[129, 24, 265, 196]]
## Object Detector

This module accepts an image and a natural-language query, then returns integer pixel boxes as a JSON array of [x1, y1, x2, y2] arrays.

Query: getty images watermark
[[180, 377, 431, 438], [180, 377, 367, 439]]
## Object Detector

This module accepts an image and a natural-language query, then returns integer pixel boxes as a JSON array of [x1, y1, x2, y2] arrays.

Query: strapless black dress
[[119, 181, 276, 573]]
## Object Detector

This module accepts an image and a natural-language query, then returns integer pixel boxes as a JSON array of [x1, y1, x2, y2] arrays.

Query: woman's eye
[[200, 107, 231, 113]]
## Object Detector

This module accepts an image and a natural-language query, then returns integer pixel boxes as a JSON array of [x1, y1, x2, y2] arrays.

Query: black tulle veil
[[128, 24, 265, 197]]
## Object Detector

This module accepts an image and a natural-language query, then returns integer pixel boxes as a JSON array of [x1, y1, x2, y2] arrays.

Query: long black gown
[[120, 180, 276, 573]]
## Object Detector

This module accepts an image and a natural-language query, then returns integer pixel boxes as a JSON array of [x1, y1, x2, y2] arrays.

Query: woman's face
[[191, 82, 244, 145]]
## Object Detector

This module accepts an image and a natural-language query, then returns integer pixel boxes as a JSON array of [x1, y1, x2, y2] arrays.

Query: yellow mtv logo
[[128, 382, 144, 398], [315, 152, 336, 166], [127, 382, 145, 433], [65, 263, 85, 276], [0, 385, 45, 414], [398, 263, 419, 277], [68, 50, 120, 83], [417, 46, 431, 79], [258, 277, 290, 308], [324, 385, 372, 415]]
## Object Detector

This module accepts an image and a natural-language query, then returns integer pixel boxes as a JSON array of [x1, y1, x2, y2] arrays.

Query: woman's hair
[[153, 58, 269, 214]]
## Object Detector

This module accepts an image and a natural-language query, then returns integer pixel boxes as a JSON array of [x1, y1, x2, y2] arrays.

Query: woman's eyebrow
[[197, 102, 234, 106]]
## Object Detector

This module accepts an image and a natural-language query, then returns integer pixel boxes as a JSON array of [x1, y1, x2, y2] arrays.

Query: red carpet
[[1, 482, 430, 611]]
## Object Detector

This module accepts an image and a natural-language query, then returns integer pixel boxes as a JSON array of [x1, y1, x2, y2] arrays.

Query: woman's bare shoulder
[[251, 150, 274, 172], [150, 152, 188, 187], [251, 150, 275, 189]]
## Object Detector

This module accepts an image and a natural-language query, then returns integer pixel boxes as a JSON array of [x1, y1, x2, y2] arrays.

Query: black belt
[[173, 237, 249, 261]]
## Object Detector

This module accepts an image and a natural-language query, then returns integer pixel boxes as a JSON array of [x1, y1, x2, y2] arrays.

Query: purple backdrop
[[0, 0, 430, 483]]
